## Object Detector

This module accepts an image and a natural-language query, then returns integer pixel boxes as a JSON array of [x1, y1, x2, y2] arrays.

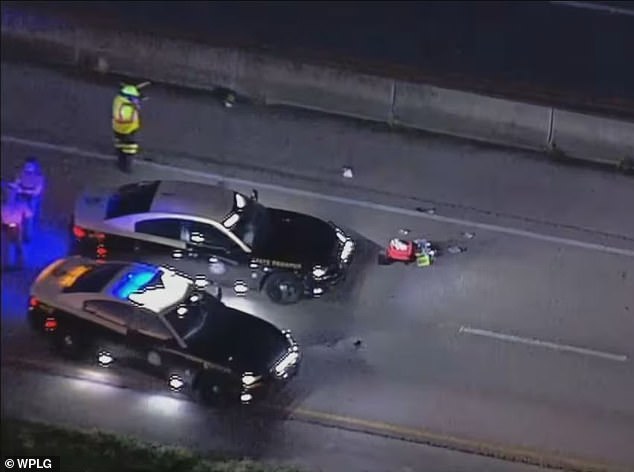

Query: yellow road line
[[5, 357, 631, 472], [273, 406, 631, 472]]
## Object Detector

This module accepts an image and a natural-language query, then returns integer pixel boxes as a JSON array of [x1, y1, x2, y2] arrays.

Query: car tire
[[263, 272, 303, 305]]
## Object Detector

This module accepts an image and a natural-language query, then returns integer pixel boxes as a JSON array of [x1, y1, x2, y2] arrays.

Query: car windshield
[[163, 292, 222, 340], [225, 194, 271, 248]]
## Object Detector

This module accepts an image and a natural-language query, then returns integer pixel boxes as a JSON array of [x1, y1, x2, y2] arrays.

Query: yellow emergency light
[[59, 265, 91, 287]]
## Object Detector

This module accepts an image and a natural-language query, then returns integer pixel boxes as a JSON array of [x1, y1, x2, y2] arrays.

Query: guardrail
[[2, 6, 633, 171]]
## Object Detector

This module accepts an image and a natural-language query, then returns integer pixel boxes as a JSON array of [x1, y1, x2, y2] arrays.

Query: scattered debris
[[380, 238, 437, 266], [462, 231, 475, 239], [399, 228, 410, 236], [95, 56, 109, 74], [416, 207, 436, 215], [447, 245, 466, 255], [223, 92, 236, 108], [353, 339, 363, 349], [342, 166, 354, 178]]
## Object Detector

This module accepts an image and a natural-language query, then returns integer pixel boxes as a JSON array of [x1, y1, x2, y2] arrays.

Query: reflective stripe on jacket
[[112, 95, 140, 134]]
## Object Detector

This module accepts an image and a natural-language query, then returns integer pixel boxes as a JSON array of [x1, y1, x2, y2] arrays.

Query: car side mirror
[[251, 189, 259, 201]]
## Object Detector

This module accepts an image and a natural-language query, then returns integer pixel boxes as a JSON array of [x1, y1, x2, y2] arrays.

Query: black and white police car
[[28, 256, 300, 404], [70, 180, 355, 304]]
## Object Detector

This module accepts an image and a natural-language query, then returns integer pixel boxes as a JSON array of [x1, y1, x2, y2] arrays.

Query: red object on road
[[386, 238, 415, 262]]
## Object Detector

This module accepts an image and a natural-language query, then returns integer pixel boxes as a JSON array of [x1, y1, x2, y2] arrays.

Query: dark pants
[[114, 132, 138, 173], [2, 224, 25, 269], [15, 193, 40, 243]]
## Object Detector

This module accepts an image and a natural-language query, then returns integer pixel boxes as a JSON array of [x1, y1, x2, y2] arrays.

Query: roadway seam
[[2, 135, 634, 258], [10, 133, 634, 245], [2, 357, 628, 472]]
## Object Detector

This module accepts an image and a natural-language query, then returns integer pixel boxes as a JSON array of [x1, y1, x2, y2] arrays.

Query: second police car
[[70, 180, 355, 305], [28, 256, 300, 404]]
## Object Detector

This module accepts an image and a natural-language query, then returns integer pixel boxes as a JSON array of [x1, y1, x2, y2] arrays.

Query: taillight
[[44, 317, 58, 331], [29, 296, 39, 308], [73, 225, 87, 238], [96, 246, 108, 258]]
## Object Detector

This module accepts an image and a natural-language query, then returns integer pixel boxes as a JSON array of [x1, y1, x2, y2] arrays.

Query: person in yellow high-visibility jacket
[[112, 84, 142, 172]]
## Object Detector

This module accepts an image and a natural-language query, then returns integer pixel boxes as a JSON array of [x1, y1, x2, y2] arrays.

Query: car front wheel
[[263, 272, 303, 305]]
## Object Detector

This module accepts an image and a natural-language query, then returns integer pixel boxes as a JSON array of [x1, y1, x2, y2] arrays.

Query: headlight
[[312, 265, 327, 278], [242, 374, 258, 386], [274, 351, 300, 376], [340, 240, 354, 262], [335, 228, 347, 244]]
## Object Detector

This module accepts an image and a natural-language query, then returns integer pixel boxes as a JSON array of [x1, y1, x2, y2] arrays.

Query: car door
[[126, 307, 182, 374], [82, 300, 137, 357], [133, 217, 188, 266], [179, 220, 254, 288]]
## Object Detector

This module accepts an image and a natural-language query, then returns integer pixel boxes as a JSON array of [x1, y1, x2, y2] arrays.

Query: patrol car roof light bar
[[112, 269, 160, 300]]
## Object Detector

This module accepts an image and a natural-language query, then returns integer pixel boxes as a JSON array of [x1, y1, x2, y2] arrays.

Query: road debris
[[415, 207, 436, 215], [342, 166, 354, 178], [447, 245, 466, 254], [462, 231, 475, 239], [379, 238, 437, 267]]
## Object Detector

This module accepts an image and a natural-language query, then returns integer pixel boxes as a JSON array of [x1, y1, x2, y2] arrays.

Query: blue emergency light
[[112, 268, 161, 300]]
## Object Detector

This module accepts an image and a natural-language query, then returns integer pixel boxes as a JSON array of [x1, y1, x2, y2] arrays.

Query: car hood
[[187, 304, 291, 374], [255, 209, 338, 267]]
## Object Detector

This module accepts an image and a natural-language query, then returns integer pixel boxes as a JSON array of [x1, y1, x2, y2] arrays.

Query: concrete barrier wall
[[235, 52, 394, 122], [551, 110, 634, 165], [392, 81, 551, 151], [2, 6, 632, 168]]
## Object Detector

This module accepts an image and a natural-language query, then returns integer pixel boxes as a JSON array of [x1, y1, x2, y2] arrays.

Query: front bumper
[[304, 266, 347, 297], [304, 242, 355, 298], [242, 335, 301, 404], [240, 360, 301, 403]]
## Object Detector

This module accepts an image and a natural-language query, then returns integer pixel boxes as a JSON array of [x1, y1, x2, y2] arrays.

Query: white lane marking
[[550, 1, 634, 17], [3, 134, 634, 258], [459, 326, 629, 362]]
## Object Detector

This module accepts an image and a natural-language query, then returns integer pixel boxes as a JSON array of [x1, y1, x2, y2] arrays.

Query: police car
[[70, 180, 355, 304], [28, 256, 300, 404]]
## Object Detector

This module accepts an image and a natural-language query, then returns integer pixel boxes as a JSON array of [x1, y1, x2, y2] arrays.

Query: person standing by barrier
[[1, 188, 32, 270], [112, 83, 145, 173], [12, 156, 45, 243]]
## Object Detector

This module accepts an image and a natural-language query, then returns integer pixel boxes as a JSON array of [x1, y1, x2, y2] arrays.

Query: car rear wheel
[[263, 272, 303, 305]]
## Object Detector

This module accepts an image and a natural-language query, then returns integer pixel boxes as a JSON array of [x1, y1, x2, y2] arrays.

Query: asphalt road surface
[[1, 60, 634, 472]]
